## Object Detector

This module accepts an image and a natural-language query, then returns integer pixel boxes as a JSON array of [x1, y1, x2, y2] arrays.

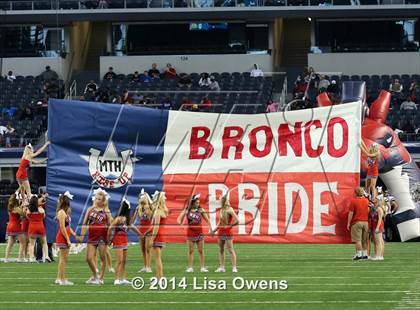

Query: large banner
[[46, 99, 361, 243]]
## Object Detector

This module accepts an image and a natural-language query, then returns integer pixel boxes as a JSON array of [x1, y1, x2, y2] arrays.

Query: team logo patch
[[81, 140, 138, 189]]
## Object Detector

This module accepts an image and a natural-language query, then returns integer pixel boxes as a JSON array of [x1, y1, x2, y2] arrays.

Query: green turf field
[[0, 243, 419, 310]]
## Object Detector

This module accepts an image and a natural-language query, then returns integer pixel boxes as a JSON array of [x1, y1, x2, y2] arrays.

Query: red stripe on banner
[[161, 172, 359, 244]]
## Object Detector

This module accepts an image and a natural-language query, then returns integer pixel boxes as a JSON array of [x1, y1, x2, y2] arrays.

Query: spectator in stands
[[199, 73, 211, 87], [318, 75, 330, 93], [84, 80, 98, 101], [161, 97, 174, 110], [0, 123, 14, 148], [131, 71, 141, 83], [250, 64, 264, 77], [6, 71, 16, 83], [103, 67, 117, 81], [181, 97, 194, 110], [19, 108, 33, 121], [141, 71, 153, 83], [265, 100, 278, 113], [409, 80, 418, 102], [98, 0, 109, 8], [327, 80, 339, 95], [0, 123, 14, 136], [178, 74, 192, 88], [400, 97, 417, 110], [121, 89, 133, 104], [293, 80, 307, 99], [165, 63, 177, 79], [209, 76, 220, 91], [200, 95, 212, 110], [389, 79, 403, 94], [148, 63, 160, 79], [191, 104, 200, 112], [40, 65, 58, 81]]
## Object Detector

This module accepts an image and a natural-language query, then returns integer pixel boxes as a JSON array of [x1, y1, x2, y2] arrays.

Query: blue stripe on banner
[[393, 205, 420, 225], [46, 99, 169, 242]]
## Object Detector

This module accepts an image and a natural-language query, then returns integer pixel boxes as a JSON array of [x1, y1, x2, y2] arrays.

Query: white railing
[[66, 80, 77, 100]]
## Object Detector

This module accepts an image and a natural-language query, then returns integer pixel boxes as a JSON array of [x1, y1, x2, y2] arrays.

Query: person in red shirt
[[177, 194, 212, 273], [360, 141, 380, 200], [347, 187, 369, 260], [16, 141, 49, 202], [164, 63, 177, 80], [4, 193, 24, 262], [26, 195, 49, 262]]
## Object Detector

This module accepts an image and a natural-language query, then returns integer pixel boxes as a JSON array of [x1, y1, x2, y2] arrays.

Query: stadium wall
[[100, 54, 273, 76], [308, 52, 420, 75], [0, 57, 69, 79]]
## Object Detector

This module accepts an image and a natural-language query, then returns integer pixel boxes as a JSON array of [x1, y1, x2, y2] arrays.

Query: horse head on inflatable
[[317, 81, 420, 241]]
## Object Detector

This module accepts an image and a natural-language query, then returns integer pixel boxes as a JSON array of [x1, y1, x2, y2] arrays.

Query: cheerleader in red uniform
[[177, 194, 212, 273], [151, 191, 169, 279], [360, 141, 380, 200], [79, 188, 111, 285], [108, 198, 138, 285], [4, 193, 24, 262], [19, 202, 29, 262], [27, 195, 48, 263], [212, 191, 239, 273], [16, 142, 49, 202], [132, 189, 154, 273], [55, 191, 78, 285], [369, 197, 385, 261]]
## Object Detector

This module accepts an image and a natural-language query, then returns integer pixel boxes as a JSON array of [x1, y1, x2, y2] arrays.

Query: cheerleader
[[16, 142, 49, 202], [132, 189, 154, 273], [360, 141, 380, 200], [19, 202, 29, 262], [151, 191, 169, 279], [108, 198, 137, 285], [55, 191, 77, 285], [79, 188, 111, 285], [27, 195, 50, 263], [369, 196, 385, 261], [4, 193, 24, 262], [177, 194, 212, 273], [212, 192, 239, 273]]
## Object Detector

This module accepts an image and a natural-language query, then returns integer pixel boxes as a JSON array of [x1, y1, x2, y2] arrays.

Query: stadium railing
[[0, 0, 418, 11]]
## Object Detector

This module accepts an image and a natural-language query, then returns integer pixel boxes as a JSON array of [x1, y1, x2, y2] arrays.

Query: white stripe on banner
[[163, 103, 361, 174]]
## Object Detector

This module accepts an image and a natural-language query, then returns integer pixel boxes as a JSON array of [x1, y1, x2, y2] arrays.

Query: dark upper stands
[[0, 0, 418, 10], [0, 75, 63, 147]]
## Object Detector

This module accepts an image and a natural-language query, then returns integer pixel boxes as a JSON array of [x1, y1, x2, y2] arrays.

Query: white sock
[[362, 250, 367, 256], [357, 251, 362, 257]]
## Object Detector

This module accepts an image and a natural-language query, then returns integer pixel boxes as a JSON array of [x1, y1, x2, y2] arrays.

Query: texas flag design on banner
[[46, 99, 361, 243]]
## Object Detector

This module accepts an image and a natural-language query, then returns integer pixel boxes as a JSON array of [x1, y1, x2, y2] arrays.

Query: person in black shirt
[[103, 67, 117, 81], [148, 63, 160, 79]]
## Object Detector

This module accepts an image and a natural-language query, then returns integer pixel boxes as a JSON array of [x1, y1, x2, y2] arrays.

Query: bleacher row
[[325, 73, 419, 101], [97, 71, 275, 113]]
